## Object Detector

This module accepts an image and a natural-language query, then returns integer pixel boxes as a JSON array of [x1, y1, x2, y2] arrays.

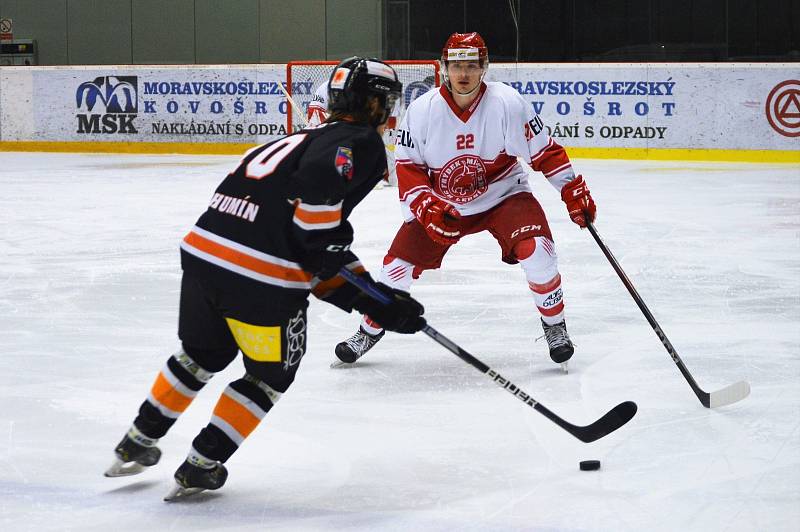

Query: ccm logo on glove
[[410, 191, 462, 246], [325, 243, 350, 252], [560, 175, 597, 228]]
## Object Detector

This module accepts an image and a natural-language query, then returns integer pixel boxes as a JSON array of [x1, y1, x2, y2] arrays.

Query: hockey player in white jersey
[[335, 32, 596, 370], [306, 78, 330, 127]]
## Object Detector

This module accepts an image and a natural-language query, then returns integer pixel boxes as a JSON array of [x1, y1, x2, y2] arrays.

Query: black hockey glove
[[352, 283, 426, 334], [303, 241, 353, 281]]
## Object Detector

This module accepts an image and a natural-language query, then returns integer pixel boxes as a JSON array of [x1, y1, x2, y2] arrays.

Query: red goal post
[[285, 60, 440, 134]]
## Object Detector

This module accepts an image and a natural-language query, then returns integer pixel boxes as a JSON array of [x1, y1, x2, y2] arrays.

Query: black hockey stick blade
[[338, 268, 638, 443], [536, 400, 638, 443]]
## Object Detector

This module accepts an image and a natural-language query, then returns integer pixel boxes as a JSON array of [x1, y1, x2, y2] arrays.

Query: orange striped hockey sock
[[191, 375, 281, 462], [133, 349, 215, 438]]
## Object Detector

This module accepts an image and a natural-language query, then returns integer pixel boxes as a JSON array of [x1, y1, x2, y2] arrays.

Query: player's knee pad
[[137, 349, 219, 436], [518, 236, 559, 283], [172, 348, 217, 383], [242, 373, 283, 407], [513, 237, 538, 261], [378, 255, 415, 291]]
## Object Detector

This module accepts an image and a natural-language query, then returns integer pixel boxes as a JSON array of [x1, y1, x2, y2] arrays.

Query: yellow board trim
[[225, 317, 282, 363], [0, 140, 797, 163], [565, 147, 800, 163], [0, 140, 255, 155]]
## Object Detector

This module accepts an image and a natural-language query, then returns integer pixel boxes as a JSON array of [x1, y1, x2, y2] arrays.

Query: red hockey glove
[[410, 192, 461, 246], [560, 175, 596, 228]]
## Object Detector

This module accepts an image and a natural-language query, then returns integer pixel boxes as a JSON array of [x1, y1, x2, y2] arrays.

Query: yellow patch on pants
[[225, 317, 282, 362]]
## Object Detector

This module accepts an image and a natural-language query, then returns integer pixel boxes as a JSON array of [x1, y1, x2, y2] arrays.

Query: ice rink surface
[[1, 151, 798, 531]]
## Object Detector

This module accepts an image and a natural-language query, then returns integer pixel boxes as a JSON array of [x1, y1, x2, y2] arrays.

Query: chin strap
[[453, 82, 482, 97]]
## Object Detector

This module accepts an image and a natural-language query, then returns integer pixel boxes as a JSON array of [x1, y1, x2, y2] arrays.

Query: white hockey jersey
[[307, 81, 329, 126], [394, 82, 575, 219]]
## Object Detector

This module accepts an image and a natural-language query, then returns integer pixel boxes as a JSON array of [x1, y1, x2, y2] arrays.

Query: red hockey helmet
[[441, 32, 488, 64]]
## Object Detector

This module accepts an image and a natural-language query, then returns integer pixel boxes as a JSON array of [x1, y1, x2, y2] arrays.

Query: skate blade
[[560, 362, 569, 374], [330, 359, 359, 369], [104, 458, 146, 477], [163, 484, 205, 502]]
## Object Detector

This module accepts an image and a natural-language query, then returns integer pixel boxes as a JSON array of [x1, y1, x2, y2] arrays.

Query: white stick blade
[[709, 381, 751, 408]]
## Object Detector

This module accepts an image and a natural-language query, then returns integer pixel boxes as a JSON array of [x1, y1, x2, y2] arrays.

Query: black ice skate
[[104, 432, 162, 477], [332, 327, 385, 367], [163, 458, 228, 501], [541, 319, 575, 373]]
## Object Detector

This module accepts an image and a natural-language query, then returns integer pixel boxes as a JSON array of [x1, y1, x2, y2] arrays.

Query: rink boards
[[0, 62, 797, 162]]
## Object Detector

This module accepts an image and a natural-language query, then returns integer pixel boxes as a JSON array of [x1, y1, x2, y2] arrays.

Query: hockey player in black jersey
[[104, 57, 426, 501]]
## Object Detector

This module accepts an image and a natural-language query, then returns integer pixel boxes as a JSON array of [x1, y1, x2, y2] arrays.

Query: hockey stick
[[584, 217, 750, 408], [277, 81, 310, 130], [339, 268, 637, 443]]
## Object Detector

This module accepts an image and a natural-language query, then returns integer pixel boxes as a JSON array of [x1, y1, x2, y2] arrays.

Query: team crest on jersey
[[437, 154, 488, 204], [335, 146, 354, 179]]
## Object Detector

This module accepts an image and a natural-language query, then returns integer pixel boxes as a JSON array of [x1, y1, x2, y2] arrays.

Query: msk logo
[[76, 76, 138, 134]]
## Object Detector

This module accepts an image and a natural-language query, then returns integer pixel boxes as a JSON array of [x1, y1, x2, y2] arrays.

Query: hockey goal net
[[286, 60, 440, 134]]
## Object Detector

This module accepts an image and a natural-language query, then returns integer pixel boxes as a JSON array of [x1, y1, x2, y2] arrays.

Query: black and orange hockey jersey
[[180, 121, 387, 304]]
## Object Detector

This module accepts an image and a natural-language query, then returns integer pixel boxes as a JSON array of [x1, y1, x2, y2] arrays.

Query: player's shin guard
[[518, 237, 574, 365], [190, 374, 280, 465], [135, 349, 216, 438], [518, 237, 565, 325], [107, 349, 216, 476]]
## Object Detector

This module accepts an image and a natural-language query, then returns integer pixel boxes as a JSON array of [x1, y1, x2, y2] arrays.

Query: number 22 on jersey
[[456, 133, 474, 150]]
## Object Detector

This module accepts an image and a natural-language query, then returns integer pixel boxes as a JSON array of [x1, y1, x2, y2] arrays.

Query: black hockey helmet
[[327, 57, 402, 127]]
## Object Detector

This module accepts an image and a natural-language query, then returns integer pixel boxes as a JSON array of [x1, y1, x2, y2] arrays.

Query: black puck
[[579, 460, 601, 471]]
